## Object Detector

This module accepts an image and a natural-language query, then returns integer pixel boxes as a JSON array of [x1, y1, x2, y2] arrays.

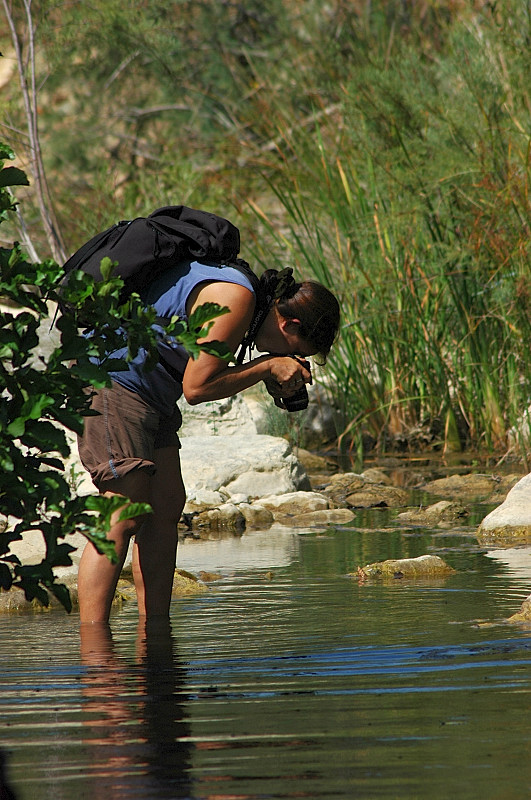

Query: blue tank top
[[105, 260, 255, 416]]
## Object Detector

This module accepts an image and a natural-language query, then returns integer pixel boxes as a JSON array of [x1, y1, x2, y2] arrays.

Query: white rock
[[223, 469, 303, 499], [178, 394, 257, 436], [258, 491, 329, 515], [179, 435, 310, 495], [228, 493, 250, 505], [479, 473, 531, 531]]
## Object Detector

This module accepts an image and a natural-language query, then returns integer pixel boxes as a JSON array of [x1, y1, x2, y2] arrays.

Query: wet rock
[[0, 577, 78, 614], [345, 485, 409, 509], [506, 593, 531, 623], [191, 502, 246, 532], [361, 467, 392, 485], [198, 571, 223, 582], [239, 503, 275, 529], [276, 508, 355, 528], [172, 568, 210, 596], [321, 473, 366, 506], [397, 500, 468, 526], [321, 471, 408, 508], [477, 473, 531, 547], [423, 473, 503, 500], [485, 474, 525, 504], [293, 448, 337, 475], [354, 554, 456, 580], [183, 489, 227, 514], [258, 491, 329, 517]]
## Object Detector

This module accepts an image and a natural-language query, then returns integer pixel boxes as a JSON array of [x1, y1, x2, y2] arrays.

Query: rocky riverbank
[[2, 390, 531, 617], [3, 424, 531, 617]]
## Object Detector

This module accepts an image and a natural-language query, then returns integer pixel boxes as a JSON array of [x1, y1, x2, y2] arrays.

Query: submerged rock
[[344, 485, 409, 509], [275, 508, 356, 528], [477, 473, 531, 547], [354, 554, 456, 580], [172, 569, 210, 596], [397, 500, 468, 527], [322, 473, 365, 506], [191, 503, 246, 532], [322, 472, 408, 509], [422, 473, 508, 500]]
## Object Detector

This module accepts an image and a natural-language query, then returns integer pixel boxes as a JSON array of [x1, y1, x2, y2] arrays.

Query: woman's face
[[254, 307, 315, 357]]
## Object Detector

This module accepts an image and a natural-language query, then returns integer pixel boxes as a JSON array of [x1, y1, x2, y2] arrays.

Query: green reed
[[246, 36, 531, 457]]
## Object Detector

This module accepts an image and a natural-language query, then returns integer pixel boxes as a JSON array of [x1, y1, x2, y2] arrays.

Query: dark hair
[[276, 280, 340, 363], [236, 267, 340, 364], [258, 269, 340, 364]]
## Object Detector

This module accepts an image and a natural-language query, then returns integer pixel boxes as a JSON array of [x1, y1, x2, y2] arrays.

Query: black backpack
[[59, 205, 259, 301]]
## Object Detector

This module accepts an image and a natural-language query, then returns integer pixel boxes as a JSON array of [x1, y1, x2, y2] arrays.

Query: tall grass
[[4, 0, 530, 458], [243, 9, 531, 458]]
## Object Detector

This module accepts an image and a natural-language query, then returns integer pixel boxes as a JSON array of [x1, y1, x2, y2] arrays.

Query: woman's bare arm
[[181, 282, 311, 404]]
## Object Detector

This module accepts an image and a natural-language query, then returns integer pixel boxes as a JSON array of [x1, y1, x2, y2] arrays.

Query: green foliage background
[[1, 0, 530, 458]]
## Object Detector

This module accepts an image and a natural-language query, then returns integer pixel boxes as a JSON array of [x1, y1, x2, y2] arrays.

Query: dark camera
[[282, 383, 309, 412]]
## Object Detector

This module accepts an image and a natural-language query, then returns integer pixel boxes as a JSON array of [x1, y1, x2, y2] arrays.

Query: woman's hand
[[264, 355, 312, 400]]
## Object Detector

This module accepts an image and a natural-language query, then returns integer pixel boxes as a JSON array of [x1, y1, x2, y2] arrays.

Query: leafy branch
[[0, 144, 229, 611]]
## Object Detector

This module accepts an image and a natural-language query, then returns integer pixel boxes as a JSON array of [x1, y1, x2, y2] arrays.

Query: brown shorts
[[77, 381, 182, 488]]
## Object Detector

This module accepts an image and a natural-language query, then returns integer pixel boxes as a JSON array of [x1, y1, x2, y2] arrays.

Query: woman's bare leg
[[78, 471, 151, 624], [133, 446, 185, 618]]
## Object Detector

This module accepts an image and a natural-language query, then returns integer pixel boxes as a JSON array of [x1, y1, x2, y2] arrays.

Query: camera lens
[[282, 384, 309, 412]]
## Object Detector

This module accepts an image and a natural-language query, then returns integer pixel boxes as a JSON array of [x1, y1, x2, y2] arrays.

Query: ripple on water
[[1, 526, 530, 800]]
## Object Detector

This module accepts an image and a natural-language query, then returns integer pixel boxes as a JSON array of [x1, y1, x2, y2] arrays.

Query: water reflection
[[79, 618, 192, 798]]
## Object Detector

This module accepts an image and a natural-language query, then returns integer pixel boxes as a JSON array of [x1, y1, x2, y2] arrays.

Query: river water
[[1, 504, 531, 799]]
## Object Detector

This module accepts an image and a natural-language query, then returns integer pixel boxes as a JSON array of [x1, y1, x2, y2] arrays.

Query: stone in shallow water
[[258, 491, 329, 516], [354, 554, 456, 580], [275, 508, 356, 528], [345, 485, 409, 509], [477, 473, 531, 547], [397, 500, 468, 526], [191, 503, 246, 532], [239, 503, 275, 529], [423, 473, 506, 500]]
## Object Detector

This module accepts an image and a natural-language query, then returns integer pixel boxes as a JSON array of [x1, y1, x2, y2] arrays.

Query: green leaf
[[7, 417, 25, 437], [21, 393, 55, 420], [98, 257, 117, 282], [118, 502, 152, 521], [0, 144, 15, 160], [48, 405, 85, 435], [198, 339, 233, 361], [82, 530, 118, 562], [188, 302, 229, 331], [0, 166, 30, 188]]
